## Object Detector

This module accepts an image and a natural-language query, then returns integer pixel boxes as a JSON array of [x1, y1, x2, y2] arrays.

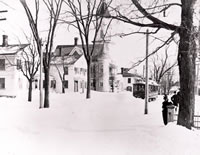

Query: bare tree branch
[[128, 31, 176, 70]]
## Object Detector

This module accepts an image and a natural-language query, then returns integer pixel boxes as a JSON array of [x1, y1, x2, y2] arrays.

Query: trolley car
[[133, 80, 159, 101]]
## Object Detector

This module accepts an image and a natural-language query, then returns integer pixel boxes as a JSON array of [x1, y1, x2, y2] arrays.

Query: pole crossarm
[[0, 10, 8, 21]]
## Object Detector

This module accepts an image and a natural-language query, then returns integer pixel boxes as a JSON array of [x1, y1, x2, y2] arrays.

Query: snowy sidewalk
[[0, 91, 200, 155]]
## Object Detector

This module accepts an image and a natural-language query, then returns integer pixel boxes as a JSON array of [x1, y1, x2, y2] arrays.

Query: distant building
[[90, 1, 117, 92], [120, 67, 143, 91], [52, 36, 117, 93], [51, 1, 117, 93], [90, 42, 117, 92], [0, 35, 28, 97], [50, 43, 87, 93]]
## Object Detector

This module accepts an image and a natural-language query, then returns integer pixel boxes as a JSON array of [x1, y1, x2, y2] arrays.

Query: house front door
[[74, 80, 78, 92]]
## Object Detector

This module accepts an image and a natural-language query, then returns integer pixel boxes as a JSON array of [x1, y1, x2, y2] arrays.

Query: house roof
[[53, 45, 83, 65], [54, 43, 105, 61], [55, 45, 81, 56], [0, 44, 28, 55], [122, 72, 142, 78]]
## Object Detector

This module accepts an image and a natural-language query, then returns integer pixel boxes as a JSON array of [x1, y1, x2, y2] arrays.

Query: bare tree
[[159, 66, 176, 95], [150, 47, 177, 84], [20, 0, 64, 108], [64, 0, 113, 99], [110, 0, 198, 129], [19, 37, 40, 102]]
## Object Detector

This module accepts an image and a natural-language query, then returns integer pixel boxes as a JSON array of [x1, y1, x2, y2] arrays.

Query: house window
[[63, 80, 68, 88], [50, 80, 56, 89], [0, 59, 5, 70], [64, 66, 68, 75], [0, 78, 5, 89], [17, 59, 22, 70], [80, 68, 83, 74], [128, 78, 131, 83], [91, 65, 96, 74], [80, 68, 86, 76], [84, 69, 87, 76], [100, 65, 103, 73], [74, 67, 79, 74]]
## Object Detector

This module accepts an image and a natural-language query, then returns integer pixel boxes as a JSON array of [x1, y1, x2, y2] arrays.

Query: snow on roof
[[55, 44, 105, 61], [0, 44, 28, 55], [149, 80, 159, 86], [134, 79, 159, 86]]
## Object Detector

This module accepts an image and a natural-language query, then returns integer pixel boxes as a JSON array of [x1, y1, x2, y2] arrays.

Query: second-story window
[[63, 80, 68, 88], [50, 80, 56, 89], [100, 65, 103, 73], [64, 66, 68, 75], [74, 67, 78, 74], [0, 59, 5, 70]]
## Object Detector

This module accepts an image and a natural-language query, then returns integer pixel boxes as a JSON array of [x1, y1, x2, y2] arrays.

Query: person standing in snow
[[171, 91, 180, 112], [171, 91, 178, 108], [162, 94, 172, 125]]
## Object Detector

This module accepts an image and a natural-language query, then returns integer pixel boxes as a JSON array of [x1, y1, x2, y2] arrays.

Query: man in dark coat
[[162, 94, 172, 125], [171, 91, 180, 112], [171, 91, 178, 106]]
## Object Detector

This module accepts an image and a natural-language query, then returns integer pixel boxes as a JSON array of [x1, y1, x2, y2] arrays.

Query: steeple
[[96, 1, 111, 43], [97, 1, 110, 17]]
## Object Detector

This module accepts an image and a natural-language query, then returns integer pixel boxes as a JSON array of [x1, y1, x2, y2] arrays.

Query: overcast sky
[[0, 0, 198, 76]]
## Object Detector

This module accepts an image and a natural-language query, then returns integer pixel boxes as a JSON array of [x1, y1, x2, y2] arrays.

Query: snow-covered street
[[0, 91, 200, 155]]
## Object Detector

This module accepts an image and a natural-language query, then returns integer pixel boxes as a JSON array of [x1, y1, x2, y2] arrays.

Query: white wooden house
[[50, 2, 117, 93], [0, 35, 28, 97], [50, 44, 87, 93]]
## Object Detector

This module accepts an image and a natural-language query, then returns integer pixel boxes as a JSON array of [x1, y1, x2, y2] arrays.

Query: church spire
[[96, 1, 111, 43], [97, 0, 110, 17]]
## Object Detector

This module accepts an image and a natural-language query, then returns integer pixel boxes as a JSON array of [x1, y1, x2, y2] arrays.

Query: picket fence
[[173, 114, 200, 129]]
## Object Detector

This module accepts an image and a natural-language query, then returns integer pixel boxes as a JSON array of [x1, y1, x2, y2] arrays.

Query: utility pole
[[0, 10, 7, 21], [196, 18, 200, 95], [145, 29, 149, 114], [196, 62, 199, 95], [143, 65, 145, 80], [39, 39, 43, 109]]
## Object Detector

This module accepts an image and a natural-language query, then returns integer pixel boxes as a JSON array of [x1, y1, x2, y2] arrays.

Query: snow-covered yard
[[0, 91, 200, 155]]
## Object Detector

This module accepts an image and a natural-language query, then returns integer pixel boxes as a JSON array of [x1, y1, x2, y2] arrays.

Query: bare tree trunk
[[44, 68, 50, 108], [86, 61, 91, 99], [62, 82, 65, 94], [62, 74, 65, 93], [177, 1, 196, 129], [28, 80, 33, 102]]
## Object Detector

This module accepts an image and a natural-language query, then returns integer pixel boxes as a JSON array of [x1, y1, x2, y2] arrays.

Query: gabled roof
[[55, 45, 82, 56], [53, 45, 83, 65], [54, 43, 105, 61], [0, 44, 28, 55]]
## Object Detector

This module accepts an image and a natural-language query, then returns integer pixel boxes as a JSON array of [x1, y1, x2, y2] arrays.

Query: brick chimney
[[74, 37, 78, 46], [121, 67, 129, 74], [2, 35, 8, 47]]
